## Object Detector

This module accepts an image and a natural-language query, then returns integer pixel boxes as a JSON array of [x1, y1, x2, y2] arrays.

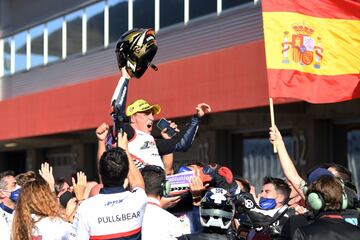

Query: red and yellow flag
[[262, 0, 360, 103]]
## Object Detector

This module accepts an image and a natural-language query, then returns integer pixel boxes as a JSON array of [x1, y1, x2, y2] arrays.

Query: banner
[[262, 0, 360, 103]]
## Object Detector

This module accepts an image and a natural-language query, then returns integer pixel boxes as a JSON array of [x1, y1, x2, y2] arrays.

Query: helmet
[[115, 28, 158, 78], [199, 188, 235, 229]]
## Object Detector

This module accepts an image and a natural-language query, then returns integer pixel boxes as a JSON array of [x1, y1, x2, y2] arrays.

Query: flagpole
[[269, 98, 277, 153]]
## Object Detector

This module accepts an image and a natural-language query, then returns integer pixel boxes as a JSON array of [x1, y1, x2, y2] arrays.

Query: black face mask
[[59, 191, 75, 208]]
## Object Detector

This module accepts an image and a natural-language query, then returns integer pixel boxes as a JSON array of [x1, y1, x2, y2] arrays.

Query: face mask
[[9, 185, 21, 202], [259, 197, 276, 210], [178, 165, 192, 173], [59, 191, 75, 208]]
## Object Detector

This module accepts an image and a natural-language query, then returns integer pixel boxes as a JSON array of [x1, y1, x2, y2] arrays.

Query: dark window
[[3, 38, 11, 76], [189, 0, 217, 20], [31, 25, 44, 68], [133, 0, 155, 29], [66, 10, 82, 56], [48, 18, 62, 63], [347, 130, 360, 193], [160, 0, 184, 28], [109, 0, 128, 43], [232, 133, 293, 192], [87, 2, 105, 50], [222, 0, 253, 11]]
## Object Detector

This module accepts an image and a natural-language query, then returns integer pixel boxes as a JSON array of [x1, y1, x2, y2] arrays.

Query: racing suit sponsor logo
[[98, 211, 141, 224]]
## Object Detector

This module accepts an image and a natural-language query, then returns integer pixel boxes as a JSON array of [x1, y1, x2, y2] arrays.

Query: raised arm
[[117, 132, 144, 190], [269, 125, 305, 198], [157, 103, 211, 155], [96, 123, 110, 174]]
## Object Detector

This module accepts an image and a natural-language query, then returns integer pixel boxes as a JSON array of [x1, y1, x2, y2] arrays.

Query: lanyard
[[320, 214, 343, 219], [147, 201, 160, 207]]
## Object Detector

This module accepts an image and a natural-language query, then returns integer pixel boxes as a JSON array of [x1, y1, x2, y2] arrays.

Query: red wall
[[0, 40, 270, 140]]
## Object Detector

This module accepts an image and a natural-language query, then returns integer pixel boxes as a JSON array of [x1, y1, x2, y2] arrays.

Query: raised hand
[[269, 125, 283, 145], [39, 162, 55, 192], [160, 120, 180, 139], [121, 67, 131, 79], [72, 171, 87, 201], [96, 123, 110, 142], [195, 103, 211, 118], [117, 132, 129, 152], [160, 196, 181, 209]]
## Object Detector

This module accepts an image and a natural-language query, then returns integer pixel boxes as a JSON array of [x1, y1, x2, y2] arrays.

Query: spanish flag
[[262, 0, 360, 103]]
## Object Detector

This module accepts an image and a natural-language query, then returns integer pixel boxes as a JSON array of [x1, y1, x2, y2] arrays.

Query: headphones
[[304, 178, 348, 211], [141, 165, 171, 197]]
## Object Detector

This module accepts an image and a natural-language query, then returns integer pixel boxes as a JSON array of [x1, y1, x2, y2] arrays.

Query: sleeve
[[69, 205, 90, 240], [111, 77, 131, 139], [156, 116, 200, 155], [123, 123, 135, 140], [190, 206, 202, 233]]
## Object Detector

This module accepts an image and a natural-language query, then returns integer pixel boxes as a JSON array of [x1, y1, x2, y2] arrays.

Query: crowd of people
[[1, 28, 360, 239]]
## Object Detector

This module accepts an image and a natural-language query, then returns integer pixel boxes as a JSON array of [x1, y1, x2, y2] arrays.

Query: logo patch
[[281, 24, 323, 69]]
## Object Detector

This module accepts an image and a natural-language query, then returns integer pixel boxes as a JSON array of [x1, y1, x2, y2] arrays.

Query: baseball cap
[[307, 167, 334, 185], [126, 99, 161, 116]]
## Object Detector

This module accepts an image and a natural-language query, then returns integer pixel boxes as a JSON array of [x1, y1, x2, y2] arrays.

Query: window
[[242, 136, 293, 192], [222, 0, 253, 11], [160, 0, 184, 28], [87, 2, 105, 50], [14, 31, 27, 72], [30, 25, 45, 68], [3, 38, 11, 76], [189, 0, 217, 20], [48, 18, 62, 63], [66, 10, 83, 56], [133, 0, 155, 29], [347, 130, 360, 193], [109, 0, 128, 43]]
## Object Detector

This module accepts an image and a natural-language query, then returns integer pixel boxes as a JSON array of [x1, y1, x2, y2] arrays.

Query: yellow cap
[[126, 99, 161, 116]]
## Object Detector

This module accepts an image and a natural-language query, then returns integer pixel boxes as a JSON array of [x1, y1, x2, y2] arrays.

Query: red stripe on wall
[[0, 40, 271, 140], [89, 227, 141, 239], [262, 0, 360, 20], [268, 69, 360, 103]]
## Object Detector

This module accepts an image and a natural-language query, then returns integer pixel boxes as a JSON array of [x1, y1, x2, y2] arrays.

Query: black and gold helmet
[[115, 28, 158, 78]]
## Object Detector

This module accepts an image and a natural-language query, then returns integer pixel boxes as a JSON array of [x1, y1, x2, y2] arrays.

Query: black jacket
[[178, 228, 238, 240], [292, 211, 360, 240]]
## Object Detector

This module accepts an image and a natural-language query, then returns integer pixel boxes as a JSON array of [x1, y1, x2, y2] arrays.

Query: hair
[[310, 163, 352, 183], [141, 165, 166, 197], [234, 176, 250, 193], [328, 164, 352, 183], [11, 179, 62, 240], [15, 171, 36, 187], [307, 175, 343, 211], [186, 161, 205, 168], [0, 171, 15, 190], [99, 147, 129, 188], [263, 177, 291, 204], [54, 178, 70, 195]]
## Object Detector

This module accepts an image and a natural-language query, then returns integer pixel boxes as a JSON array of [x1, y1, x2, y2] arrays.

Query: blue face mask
[[9, 186, 21, 202], [178, 165, 192, 173], [259, 197, 276, 210]]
